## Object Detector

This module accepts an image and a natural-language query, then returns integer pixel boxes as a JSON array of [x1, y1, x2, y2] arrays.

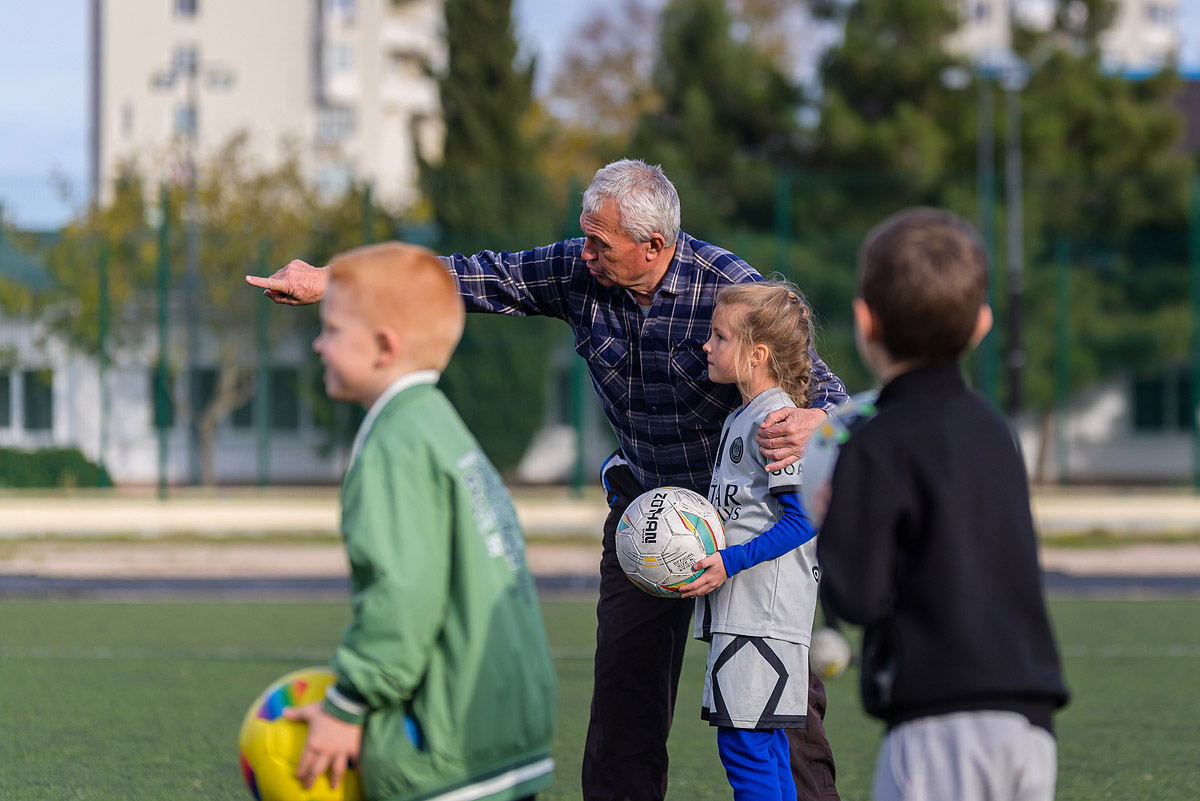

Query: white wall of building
[[0, 312, 347, 485], [1101, 0, 1181, 69], [1016, 375, 1195, 484], [93, 0, 444, 211], [947, 0, 1180, 69]]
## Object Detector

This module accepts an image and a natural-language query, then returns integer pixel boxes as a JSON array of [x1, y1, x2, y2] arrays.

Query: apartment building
[[948, 0, 1180, 69], [89, 0, 445, 208]]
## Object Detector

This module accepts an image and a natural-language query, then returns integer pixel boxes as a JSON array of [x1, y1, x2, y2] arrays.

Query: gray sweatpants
[[873, 711, 1057, 801]]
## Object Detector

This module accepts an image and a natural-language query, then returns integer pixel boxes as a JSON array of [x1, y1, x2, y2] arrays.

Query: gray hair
[[582, 159, 681, 245]]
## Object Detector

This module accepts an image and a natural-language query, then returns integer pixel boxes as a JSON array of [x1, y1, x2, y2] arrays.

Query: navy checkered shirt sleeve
[[440, 239, 579, 320]]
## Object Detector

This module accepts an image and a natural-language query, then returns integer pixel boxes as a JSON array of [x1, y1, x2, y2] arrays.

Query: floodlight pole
[[1004, 79, 1024, 419], [98, 241, 112, 487], [183, 61, 202, 486], [977, 75, 998, 409], [151, 54, 233, 486], [1190, 176, 1200, 493], [156, 183, 171, 500]]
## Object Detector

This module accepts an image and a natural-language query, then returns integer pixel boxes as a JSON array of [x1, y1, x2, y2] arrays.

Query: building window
[[328, 0, 356, 22], [0, 371, 10, 427], [22, 370, 53, 432], [1133, 370, 1195, 432], [189, 368, 218, 423], [220, 368, 303, 430], [149, 369, 175, 429], [174, 0, 198, 17], [973, 1, 989, 21], [231, 393, 254, 429], [121, 103, 135, 139], [315, 162, 354, 199], [173, 44, 199, 76], [388, 50, 425, 80], [174, 103, 197, 137], [1146, 3, 1174, 25], [316, 106, 356, 144], [324, 43, 357, 74], [271, 368, 301, 431]]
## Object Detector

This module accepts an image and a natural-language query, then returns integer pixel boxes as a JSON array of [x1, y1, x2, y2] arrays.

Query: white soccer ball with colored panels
[[238, 666, 364, 801], [800, 390, 879, 527], [616, 486, 726, 597]]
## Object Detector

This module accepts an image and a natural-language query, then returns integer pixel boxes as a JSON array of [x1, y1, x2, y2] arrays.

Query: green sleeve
[[327, 438, 451, 722]]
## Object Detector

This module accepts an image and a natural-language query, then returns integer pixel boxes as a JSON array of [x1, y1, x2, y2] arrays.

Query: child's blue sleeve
[[720, 491, 816, 577]]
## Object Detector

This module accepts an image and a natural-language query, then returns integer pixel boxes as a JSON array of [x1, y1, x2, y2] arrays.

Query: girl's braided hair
[[715, 279, 814, 406]]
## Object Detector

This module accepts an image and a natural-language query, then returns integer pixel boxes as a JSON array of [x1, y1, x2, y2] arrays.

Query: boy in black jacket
[[817, 208, 1069, 801]]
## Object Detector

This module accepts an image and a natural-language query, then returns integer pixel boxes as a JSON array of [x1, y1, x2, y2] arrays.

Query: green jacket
[[324, 380, 556, 801]]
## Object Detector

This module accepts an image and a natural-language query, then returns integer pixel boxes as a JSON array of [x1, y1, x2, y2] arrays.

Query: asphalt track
[[2, 570, 1199, 600], [3, 489, 1199, 600]]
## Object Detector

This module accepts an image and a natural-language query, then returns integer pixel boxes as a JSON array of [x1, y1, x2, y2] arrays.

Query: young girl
[[680, 280, 821, 801]]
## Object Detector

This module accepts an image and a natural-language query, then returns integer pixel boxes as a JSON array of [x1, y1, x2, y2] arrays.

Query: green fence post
[[362, 182, 375, 245], [155, 184, 171, 500], [774, 173, 791, 276], [1190, 176, 1200, 493], [977, 77, 998, 410], [1054, 238, 1070, 485], [571, 352, 588, 497], [255, 239, 272, 487], [97, 241, 112, 487], [563, 177, 588, 494]]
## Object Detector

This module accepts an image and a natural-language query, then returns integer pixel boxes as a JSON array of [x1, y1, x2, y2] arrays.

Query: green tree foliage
[[631, 0, 805, 236], [807, 0, 976, 213], [35, 136, 394, 485], [547, 0, 661, 147], [1006, 2, 1189, 417], [422, 0, 562, 474], [424, 0, 551, 252], [806, 0, 1191, 424]]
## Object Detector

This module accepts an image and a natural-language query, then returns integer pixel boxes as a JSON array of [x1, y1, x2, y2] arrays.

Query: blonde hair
[[328, 242, 465, 371], [715, 280, 814, 406]]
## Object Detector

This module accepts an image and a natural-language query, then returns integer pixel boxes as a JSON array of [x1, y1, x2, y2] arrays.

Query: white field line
[[1059, 644, 1200, 659], [0, 645, 597, 661], [1, 645, 1195, 661], [0, 645, 332, 661]]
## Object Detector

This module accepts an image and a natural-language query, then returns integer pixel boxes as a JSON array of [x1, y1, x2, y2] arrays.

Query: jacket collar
[[878, 361, 967, 406], [656, 232, 692, 297]]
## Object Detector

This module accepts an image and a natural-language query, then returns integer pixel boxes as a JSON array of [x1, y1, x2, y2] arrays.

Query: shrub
[[0, 447, 112, 488]]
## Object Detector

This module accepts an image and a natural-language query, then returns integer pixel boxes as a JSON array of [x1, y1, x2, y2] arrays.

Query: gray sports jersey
[[696, 386, 820, 645]]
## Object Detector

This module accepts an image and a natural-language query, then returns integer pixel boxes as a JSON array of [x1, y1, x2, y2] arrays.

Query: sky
[[2, 0, 1200, 229]]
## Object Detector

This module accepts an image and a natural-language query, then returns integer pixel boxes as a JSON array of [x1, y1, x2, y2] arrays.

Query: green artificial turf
[[0, 598, 1196, 800]]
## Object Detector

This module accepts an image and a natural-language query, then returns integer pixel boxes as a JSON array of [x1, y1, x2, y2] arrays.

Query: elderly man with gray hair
[[248, 159, 847, 801]]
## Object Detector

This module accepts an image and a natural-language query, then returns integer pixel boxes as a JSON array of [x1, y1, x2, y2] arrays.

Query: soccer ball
[[238, 667, 364, 801], [809, 627, 852, 679], [615, 486, 726, 597], [800, 390, 879, 527]]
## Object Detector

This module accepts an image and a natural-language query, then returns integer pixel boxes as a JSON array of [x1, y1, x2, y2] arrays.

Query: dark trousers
[[582, 463, 839, 801]]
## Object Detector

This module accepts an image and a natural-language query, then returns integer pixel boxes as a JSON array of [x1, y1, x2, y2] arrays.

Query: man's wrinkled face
[[579, 203, 654, 292]]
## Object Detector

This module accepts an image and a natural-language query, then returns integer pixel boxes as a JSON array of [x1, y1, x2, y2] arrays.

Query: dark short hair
[[858, 208, 989, 363]]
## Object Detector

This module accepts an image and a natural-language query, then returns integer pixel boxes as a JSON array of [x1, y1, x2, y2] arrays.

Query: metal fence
[[1, 168, 1198, 489]]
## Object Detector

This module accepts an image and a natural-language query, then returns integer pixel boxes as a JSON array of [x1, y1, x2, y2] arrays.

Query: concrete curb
[[0, 489, 1198, 539]]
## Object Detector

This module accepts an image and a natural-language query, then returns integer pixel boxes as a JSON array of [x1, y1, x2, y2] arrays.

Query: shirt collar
[[878, 361, 966, 406], [657, 232, 693, 297], [347, 369, 439, 471]]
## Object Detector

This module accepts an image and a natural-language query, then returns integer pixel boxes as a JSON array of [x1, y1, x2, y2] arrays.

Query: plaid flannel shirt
[[442, 233, 848, 494]]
